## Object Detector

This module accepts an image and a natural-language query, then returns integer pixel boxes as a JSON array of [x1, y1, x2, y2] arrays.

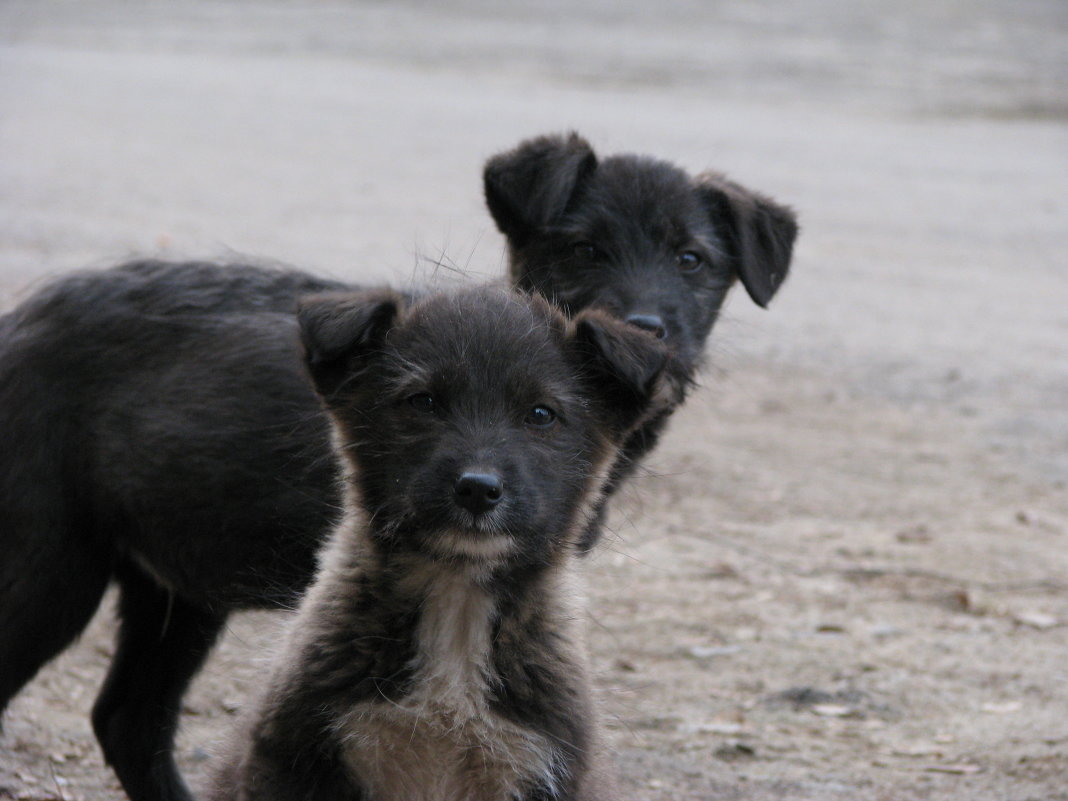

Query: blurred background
[[1, 0, 1065, 473], [1, 2, 1066, 800]]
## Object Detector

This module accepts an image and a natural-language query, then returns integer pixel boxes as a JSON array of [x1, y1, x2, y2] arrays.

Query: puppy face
[[484, 133, 798, 373], [299, 287, 667, 568]]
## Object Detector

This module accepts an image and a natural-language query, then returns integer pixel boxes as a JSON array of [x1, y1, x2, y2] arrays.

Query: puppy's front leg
[[214, 716, 369, 801]]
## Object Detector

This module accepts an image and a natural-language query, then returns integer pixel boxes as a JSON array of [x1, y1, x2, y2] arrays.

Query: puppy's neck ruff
[[320, 527, 582, 801]]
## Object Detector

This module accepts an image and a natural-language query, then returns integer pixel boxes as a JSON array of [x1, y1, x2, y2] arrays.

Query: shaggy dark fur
[[0, 133, 796, 801], [0, 261, 350, 801], [210, 287, 669, 801]]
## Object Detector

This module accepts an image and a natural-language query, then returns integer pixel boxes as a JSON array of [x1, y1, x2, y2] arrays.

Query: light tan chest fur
[[334, 569, 563, 801]]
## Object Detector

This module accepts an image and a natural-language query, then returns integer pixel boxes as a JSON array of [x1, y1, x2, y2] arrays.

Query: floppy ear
[[297, 290, 404, 398], [698, 173, 798, 308], [483, 132, 598, 248], [569, 310, 671, 436]]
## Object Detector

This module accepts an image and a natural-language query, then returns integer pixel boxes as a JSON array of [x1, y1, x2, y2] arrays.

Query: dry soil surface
[[1, 2, 1066, 800]]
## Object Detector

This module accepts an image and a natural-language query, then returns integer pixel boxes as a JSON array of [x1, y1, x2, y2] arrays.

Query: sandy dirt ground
[[1, 2, 1067, 799]]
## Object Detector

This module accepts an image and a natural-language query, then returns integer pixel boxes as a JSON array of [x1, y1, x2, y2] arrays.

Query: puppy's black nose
[[625, 313, 667, 340], [454, 472, 504, 515]]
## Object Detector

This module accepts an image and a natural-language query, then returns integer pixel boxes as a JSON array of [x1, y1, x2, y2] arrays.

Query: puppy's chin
[[427, 528, 517, 564]]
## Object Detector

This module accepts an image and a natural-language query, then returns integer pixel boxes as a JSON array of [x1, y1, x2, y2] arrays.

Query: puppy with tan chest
[[210, 286, 673, 801]]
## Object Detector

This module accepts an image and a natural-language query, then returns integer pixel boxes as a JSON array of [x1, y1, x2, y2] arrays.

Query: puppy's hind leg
[[92, 562, 226, 801], [0, 517, 111, 714]]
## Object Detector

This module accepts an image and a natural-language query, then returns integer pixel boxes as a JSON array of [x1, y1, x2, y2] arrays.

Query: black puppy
[[0, 261, 352, 801], [210, 287, 669, 801], [0, 134, 795, 801], [484, 132, 798, 547]]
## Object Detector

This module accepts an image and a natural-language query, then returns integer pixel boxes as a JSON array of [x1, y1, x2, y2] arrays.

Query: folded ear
[[698, 173, 799, 308], [569, 310, 671, 436], [483, 132, 598, 248], [297, 290, 404, 398]]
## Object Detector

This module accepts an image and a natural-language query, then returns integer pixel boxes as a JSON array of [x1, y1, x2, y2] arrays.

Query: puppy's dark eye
[[677, 250, 703, 274], [407, 393, 436, 413], [524, 405, 557, 427], [572, 242, 598, 261]]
